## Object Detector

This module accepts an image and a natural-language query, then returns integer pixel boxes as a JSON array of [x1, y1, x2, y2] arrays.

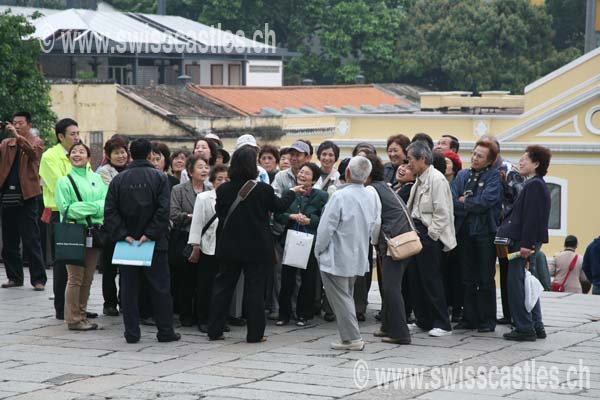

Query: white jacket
[[188, 190, 218, 255]]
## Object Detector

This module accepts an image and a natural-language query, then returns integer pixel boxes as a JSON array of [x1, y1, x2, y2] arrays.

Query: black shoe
[[323, 313, 336, 322], [103, 306, 119, 317], [158, 332, 181, 343], [125, 335, 140, 344], [477, 327, 494, 333], [357, 312, 366, 322], [86, 312, 98, 319], [535, 327, 547, 339], [503, 330, 536, 342], [454, 322, 475, 330], [497, 317, 511, 325]]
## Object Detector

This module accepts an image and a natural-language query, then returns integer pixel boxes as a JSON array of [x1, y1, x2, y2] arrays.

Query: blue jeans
[[592, 284, 600, 295]]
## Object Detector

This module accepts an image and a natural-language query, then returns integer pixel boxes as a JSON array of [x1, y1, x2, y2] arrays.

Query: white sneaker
[[331, 339, 365, 351], [428, 328, 452, 337], [408, 323, 424, 332]]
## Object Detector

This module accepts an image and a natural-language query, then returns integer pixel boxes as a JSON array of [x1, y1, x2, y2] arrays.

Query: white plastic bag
[[282, 229, 315, 269], [524, 269, 544, 312]]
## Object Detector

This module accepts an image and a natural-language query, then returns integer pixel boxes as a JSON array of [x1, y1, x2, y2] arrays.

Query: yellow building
[[50, 46, 600, 255]]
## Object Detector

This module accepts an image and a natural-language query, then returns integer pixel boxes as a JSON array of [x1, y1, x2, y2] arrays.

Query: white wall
[[183, 60, 243, 85], [245, 60, 283, 87]]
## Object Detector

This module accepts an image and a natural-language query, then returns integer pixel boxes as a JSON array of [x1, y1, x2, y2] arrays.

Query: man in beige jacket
[[406, 141, 457, 337]]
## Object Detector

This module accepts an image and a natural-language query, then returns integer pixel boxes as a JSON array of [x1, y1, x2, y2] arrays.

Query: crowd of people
[[1, 111, 599, 349]]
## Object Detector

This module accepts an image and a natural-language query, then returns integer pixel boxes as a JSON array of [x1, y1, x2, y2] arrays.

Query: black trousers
[[441, 247, 463, 317], [101, 240, 119, 308], [197, 253, 218, 324], [120, 250, 175, 341], [408, 220, 451, 331], [1, 197, 47, 286], [279, 253, 318, 321], [459, 228, 497, 330], [208, 261, 268, 342], [381, 254, 410, 340], [498, 256, 511, 320]]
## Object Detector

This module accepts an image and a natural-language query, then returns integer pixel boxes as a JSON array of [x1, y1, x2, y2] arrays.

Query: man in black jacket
[[104, 139, 180, 344]]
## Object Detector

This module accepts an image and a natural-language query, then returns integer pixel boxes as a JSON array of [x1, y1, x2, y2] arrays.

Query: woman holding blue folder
[[55, 143, 107, 331]]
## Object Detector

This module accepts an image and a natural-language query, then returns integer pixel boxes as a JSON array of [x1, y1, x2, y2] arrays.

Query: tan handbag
[[383, 185, 422, 261]]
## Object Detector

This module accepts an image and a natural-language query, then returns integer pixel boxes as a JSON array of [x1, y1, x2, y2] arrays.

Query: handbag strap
[[67, 174, 93, 228], [560, 254, 578, 288], [385, 184, 418, 232], [221, 180, 258, 232], [201, 213, 218, 236]]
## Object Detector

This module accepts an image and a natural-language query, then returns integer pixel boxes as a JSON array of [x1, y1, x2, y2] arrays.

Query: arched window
[[545, 177, 568, 236]]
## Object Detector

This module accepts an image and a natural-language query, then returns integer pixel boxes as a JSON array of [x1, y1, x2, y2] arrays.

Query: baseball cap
[[235, 134, 259, 151], [289, 140, 310, 155]]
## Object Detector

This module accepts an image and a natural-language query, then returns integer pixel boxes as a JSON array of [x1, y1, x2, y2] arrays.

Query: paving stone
[[219, 359, 310, 372], [58, 374, 151, 394], [156, 373, 252, 386], [187, 365, 278, 380], [240, 380, 359, 397], [206, 387, 333, 400], [1, 389, 80, 400]]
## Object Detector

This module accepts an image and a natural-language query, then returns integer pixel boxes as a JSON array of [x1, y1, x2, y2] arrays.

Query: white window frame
[[545, 176, 568, 237]]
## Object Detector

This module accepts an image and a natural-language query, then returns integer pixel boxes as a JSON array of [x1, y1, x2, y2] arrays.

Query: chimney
[[157, 0, 167, 15], [177, 74, 192, 86], [355, 75, 365, 84]]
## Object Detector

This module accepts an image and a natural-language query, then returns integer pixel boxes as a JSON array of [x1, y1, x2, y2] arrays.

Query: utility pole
[[157, 0, 167, 15], [585, 0, 598, 53]]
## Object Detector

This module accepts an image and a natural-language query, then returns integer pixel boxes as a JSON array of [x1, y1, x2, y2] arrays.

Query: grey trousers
[[320, 271, 361, 342]]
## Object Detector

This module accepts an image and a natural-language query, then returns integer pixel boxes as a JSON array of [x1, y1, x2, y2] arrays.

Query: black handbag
[[67, 175, 106, 249], [0, 185, 23, 208], [54, 204, 86, 265]]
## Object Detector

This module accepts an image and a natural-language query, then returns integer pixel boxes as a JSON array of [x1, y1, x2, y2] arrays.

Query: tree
[[545, 0, 585, 51], [394, 0, 578, 93], [0, 12, 56, 143]]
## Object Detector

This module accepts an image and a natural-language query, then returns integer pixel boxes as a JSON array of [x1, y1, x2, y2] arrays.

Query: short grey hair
[[347, 156, 372, 184], [406, 141, 433, 165]]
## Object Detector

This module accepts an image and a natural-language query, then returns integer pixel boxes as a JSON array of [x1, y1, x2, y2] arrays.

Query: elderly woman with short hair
[[497, 145, 552, 342]]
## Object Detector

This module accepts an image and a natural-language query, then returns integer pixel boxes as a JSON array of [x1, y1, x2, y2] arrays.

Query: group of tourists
[[1, 111, 599, 350]]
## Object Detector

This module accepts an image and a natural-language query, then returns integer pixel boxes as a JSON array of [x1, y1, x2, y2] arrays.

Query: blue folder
[[112, 240, 155, 267]]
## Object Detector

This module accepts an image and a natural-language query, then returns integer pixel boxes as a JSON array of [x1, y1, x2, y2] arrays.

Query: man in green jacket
[[39, 118, 80, 320]]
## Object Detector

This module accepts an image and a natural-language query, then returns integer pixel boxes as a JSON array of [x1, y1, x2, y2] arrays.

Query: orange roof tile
[[188, 84, 410, 116]]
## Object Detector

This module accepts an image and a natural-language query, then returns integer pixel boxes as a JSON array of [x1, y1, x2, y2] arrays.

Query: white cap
[[235, 134, 259, 151], [205, 133, 222, 145]]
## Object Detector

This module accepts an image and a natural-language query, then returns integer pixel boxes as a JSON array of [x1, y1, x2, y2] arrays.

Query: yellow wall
[[50, 83, 117, 145]]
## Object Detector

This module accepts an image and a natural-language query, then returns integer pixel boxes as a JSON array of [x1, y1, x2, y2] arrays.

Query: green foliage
[[0, 12, 56, 144], [104, 0, 585, 93]]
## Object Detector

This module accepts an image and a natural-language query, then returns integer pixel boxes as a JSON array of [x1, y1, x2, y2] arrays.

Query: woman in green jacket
[[55, 143, 108, 331], [275, 162, 328, 326]]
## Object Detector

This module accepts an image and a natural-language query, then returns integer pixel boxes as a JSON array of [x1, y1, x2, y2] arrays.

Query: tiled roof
[[188, 84, 414, 116]]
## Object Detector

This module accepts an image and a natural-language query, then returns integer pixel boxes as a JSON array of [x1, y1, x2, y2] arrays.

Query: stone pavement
[[1, 267, 600, 400]]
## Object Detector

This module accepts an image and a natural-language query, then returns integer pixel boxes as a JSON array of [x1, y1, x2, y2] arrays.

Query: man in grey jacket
[[315, 156, 380, 351], [406, 141, 456, 337]]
